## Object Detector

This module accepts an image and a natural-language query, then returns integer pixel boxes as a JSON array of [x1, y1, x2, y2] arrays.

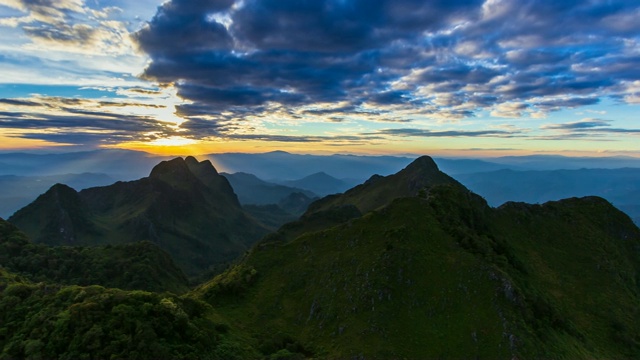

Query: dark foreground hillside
[[2, 155, 639, 359]]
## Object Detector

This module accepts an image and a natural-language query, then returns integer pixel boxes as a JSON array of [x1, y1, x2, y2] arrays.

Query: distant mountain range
[[275, 171, 355, 196], [222, 171, 356, 228], [0, 173, 114, 218], [434, 155, 640, 174], [3, 154, 640, 358], [2, 149, 639, 221], [455, 168, 640, 224], [0, 149, 165, 179], [221, 172, 316, 206], [205, 151, 413, 181]]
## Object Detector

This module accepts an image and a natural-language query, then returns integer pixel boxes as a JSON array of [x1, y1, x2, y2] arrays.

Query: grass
[[194, 186, 640, 359]]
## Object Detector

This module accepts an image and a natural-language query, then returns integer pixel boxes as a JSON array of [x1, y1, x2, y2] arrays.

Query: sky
[[0, 0, 639, 157]]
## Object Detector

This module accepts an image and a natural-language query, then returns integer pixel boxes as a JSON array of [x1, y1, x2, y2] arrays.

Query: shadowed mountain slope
[[192, 158, 640, 359], [9, 157, 269, 277], [262, 156, 463, 244], [0, 218, 188, 293], [305, 156, 462, 216]]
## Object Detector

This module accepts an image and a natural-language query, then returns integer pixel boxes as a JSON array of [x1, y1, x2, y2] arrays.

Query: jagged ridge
[[9, 157, 269, 277], [192, 157, 640, 359]]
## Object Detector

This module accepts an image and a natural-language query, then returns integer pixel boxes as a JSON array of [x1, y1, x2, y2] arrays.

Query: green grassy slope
[[488, 198, 640, 357], [306, 156, 461, 216], [193, 179, 640, 358], [195, 196, 515, 359]]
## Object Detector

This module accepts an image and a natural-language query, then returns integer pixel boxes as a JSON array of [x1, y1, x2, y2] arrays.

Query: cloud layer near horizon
[[134, 0, 640, 132]]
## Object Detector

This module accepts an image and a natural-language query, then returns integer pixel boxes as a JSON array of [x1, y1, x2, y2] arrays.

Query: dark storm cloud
[[134, 0, 234, 56], [417, 65, 501, 85], [134, 0, 640, 136], [368, 91, 414, 106], [230, 0, 484, 52]]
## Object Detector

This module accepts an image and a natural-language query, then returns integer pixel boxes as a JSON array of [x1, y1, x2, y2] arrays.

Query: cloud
[[0, 94, 178, 146], [0, 96, 166, 110], [370, 127, 518, 138], [0, 110, 173, 134], [130, 0, 640, 138], [542, 118, 612, 130], [540, 118, 640, 138], [1, 0, 85, 24], [490, 102, 529, 118], [1, 0, 132, 55], [0, 98, 40, 107], [166, 116, 383, 144]]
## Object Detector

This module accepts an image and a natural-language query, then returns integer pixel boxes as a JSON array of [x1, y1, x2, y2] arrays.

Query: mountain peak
[[8, 182, 91, 245], [304, 171, 332, 179], [149, 157, 189, 179], [185, 155, 199, 166], [149, 157, 234, 204], [305, 154, 461, 216], [186, 157, 219, 177], [49, 182, 77, 194], [402, 155, 440, 174]]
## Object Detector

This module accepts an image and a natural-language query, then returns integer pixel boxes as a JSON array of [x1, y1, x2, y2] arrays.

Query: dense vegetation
[[2, 155, 640, 359], [0, 274, 222, 359], [193, 158, 640, 358], [0, 219, 188, 293]]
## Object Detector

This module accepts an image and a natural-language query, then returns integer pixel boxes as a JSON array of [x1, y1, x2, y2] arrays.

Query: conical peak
[[402, 156, 440, 174], [49, 183, 76, 193]]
